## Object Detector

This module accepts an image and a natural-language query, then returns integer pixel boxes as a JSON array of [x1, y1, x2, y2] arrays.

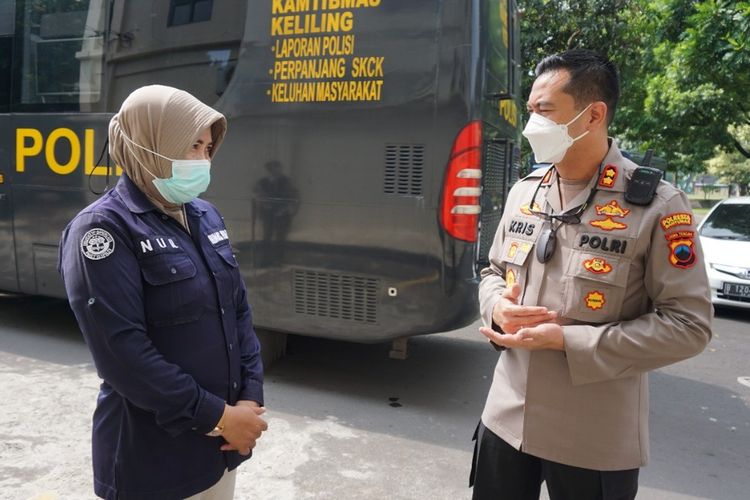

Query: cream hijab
[[108, 85, 227, 227]]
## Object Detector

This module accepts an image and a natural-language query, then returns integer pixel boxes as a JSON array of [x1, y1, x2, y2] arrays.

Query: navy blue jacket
[[59, 175, 263, 500]]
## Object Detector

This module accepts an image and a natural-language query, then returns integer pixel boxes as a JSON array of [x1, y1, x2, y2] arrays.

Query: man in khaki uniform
[[470, 50, 712, 500]]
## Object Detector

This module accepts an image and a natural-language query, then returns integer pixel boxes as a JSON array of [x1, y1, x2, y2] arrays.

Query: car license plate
[[723, 282, 750, 298]]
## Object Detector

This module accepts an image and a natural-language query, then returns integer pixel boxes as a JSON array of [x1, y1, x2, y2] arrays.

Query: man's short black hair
[[535, 49, 620, 125]]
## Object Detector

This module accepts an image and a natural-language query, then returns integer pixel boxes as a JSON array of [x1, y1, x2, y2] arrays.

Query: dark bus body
[[0, 0, 521, 343]]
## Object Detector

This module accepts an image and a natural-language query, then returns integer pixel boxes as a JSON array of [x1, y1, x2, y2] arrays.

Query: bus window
[[484, 0, 511, 98], [105, 2, 241, 106], [168, 0, 213, 26], [0, 1, 13, 112], [11, 0, 105, 111]]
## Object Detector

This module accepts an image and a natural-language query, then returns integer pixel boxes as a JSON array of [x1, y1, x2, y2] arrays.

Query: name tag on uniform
[[207, 229, 229, 245], [506, 217, 539, 238], [139, 236, 180, 255]]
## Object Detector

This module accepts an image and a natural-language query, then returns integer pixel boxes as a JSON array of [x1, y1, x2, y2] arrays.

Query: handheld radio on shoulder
[[625, 167, 662, 206]]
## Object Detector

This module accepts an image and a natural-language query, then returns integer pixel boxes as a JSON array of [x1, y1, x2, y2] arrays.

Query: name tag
[[139, 237, 180, 255], [506, 216, 542, 242], [207, 229, 229, 245]]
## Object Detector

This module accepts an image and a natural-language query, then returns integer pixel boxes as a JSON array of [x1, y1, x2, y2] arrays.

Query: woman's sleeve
[[235, 277, 264, 405]]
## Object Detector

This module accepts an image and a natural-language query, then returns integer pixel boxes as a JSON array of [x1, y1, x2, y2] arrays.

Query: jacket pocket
[[213, 241, 239, 268], [140, 253, 203, 326], [211, 241, 241, 307], [562, 251, 630, 323]]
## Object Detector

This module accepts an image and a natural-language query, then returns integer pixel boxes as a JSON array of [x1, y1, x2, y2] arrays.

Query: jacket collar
[[537, 139, 629, 214]]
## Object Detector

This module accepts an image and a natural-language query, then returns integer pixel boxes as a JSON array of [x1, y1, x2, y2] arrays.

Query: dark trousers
[[470, 423, 639, 500]]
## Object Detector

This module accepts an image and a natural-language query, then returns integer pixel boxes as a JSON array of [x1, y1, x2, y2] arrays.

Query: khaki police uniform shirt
[[478, 141, 712, 471]]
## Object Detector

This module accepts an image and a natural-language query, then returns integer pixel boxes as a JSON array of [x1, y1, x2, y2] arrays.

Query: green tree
[[518, 0, 647, 163], [518, 0, 750, 177], [631, 0, 750, 173], [707, 126, 750, 195]]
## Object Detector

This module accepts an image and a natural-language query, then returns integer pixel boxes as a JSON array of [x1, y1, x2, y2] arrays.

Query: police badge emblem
[[80, 228, 115, 260]]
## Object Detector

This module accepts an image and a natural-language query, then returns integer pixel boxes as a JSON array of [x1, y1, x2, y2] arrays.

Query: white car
[[697, 197, 750, 310]]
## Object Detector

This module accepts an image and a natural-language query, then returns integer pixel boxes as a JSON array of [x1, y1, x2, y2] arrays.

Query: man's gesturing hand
[[219, 404, 268, 456], [491, 282, 557, 334], [480, 322, 565, 351]]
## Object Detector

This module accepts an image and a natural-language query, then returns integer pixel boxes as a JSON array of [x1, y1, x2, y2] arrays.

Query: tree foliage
[[707, 125, 750, 195], [518, 0, 750, 176]]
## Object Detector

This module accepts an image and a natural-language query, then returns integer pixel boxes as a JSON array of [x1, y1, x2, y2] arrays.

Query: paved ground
[[0, 295, 748, 500]]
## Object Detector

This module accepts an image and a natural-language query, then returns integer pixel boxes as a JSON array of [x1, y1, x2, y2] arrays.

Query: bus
[[0, 0, 521, 358]]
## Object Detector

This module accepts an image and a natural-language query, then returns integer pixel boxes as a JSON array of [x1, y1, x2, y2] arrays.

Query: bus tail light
[[440, 121, 482, 242]]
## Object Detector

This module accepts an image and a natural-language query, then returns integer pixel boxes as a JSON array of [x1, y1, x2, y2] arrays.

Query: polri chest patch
[[80, 228, 115, 261], [577, 233, 634, 257]]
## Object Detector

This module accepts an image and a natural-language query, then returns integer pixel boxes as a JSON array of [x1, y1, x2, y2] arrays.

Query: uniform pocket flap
[[214, 242, 239, 268], [499, 238, 535, 266], [566, 251, 627, 286], [141, 254, 197, 286]]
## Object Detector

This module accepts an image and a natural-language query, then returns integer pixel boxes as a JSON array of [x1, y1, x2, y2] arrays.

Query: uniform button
[[161, 215, 168, 220], [229, 343, 234, 351], [87, 298, 96, 305], [170, 267, 177, 274], [221, 308, 225, 315], [232, 382, 238, 390], [212, 271, 217, 277]]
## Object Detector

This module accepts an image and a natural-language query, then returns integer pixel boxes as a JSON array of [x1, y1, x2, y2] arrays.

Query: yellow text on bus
[[499, 99, 518, 128], [16, 128, 122, 176]]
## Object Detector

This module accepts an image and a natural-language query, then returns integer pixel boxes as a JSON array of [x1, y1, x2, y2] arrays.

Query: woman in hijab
[[59, 85, 267, 500]]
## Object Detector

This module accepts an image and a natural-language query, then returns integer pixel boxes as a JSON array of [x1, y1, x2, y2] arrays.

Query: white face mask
[[522, 103, 592, 164]]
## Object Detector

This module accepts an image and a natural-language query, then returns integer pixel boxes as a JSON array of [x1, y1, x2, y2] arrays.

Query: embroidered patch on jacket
[[578, 234, 628, 254], [665, 230, 695, 241], [520, 202, 541, 216], [507, 242, 519, 259], [139, 237, 180, 255], [660, 212, 692, 231], [506, 241, 533, 259], [207, 229, 229, 245], [585, 291, 606, 310], [595, 200, 630, 218], [507, 218, 537, 237], [598, 164, 618, 188], [80, 228, 115, 261], [589, 217, 628, 231], [505, 268, 516, 287], [583, 257, 613, 274], [666, 231, 697, 268]]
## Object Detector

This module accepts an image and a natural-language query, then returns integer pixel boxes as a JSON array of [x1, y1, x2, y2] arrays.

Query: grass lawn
[[686, 194, 720, 219], [688, 193, 726, 201], [687, 194, 724, 213]]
